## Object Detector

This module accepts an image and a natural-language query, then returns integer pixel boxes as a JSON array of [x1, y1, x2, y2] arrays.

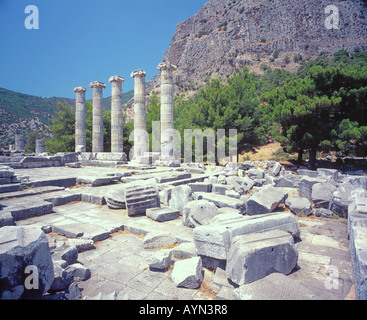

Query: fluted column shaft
[[109, 76, 125, 153], [157, 62, 177, 160], [131, 70, 147, 159], [89, 81, 106, 153], [73, 87, 87, 152]]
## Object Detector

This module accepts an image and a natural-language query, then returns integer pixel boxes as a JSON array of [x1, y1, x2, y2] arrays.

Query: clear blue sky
[[0, 0, 208, 100]]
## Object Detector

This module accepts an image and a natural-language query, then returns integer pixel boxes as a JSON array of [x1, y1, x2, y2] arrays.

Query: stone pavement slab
[[1, 165, 356, 300]]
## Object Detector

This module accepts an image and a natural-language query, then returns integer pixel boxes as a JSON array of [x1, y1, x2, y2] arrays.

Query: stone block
[[70, 263, 91, 281], [216, 286, 234, 300], [315, 208, 335, 219], [182, 200, 219, 228], [210, 212, 242, 224], [66, 162, 81, 168], [0, 211, 15, 227], [159, 186, 174, 206], [64, 281, 82, 300], [271, 162, 282, 176], [226, 176, 246, 193], [50, 264, 76, 292], [194, 192, 247, 213], [0, 178, 11, 185], [212, 184, 234, 195], [247, 169, 264, 180], [348, 198, 367, 300], [311, 182, 337, 209], [146, 249, 172, 270], [188, 182, 211, 193], [169, 185, 193, 214], [297, 169, 318, 178], [42, 192, 82, 207], [330, 176, 367, 218], [94, 152, 127, 162], [225, 190, 240, 199], [0, 226, 54, 299], [297, 176, 327, 201], [274, 176, 297, 188], [105, 185, 126, 209], [241, 176, 255, 193], [212, 262, 234, 293], [246, 186, 288, 215], [52, 245, 78, 265], [80, 192, 105, 205], [171, 242, 197, 260], [348, 198, 367, 231], [0, 166, 15, 178], [285, 197, 313, 215], [143, 231, 178, 249], [349, 225, 367, 300], [125, 179, 160, 216], [146, 206, 180, 222], [226, 230, 298, 285], [65, 239, 95, 253], [193, 212, 300, 260], [0, 183, 21, 193], [8, 200, 53, 221], [317, 168, 339, 181], [171, 257, 203, 289]]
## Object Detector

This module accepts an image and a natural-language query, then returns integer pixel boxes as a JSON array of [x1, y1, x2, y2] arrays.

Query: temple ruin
[[0, 61, 366, 301]]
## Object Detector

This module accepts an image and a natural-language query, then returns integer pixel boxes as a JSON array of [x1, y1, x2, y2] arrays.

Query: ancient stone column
[[157, 61, 177, 160], [89, 81, 106, 153], [109, 76, 125, 153], [35, 139, 45, 154], [73, 87, 87, 152], [15, 135, 25, 151], [130, 70, 148, 159]]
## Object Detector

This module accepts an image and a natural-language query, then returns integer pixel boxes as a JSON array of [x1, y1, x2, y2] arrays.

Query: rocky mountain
[[149, 0, 367, 95]]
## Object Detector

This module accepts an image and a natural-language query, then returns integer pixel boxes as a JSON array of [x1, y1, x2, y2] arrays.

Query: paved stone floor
[[9, 166, 356, 300], [16, 200, 355, 300]]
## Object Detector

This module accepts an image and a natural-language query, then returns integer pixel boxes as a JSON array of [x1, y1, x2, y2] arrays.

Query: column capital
[[109, 75, 125, 83], [130, 69, 146, 78], [73, 86, 87, 93], [89, 81, 106, 89], [157, 61, 177, 72]]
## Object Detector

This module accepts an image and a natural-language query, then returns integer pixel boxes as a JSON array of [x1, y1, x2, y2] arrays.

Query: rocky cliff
[[149, 0, 367, 95]]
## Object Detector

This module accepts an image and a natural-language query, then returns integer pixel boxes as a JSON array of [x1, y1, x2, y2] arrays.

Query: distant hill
[[0, 87, 134, 148]]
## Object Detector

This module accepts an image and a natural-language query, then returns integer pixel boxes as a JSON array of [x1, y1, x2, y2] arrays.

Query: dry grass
[[115, 229, 146, 239], [152, 243, 180, 251], [196, 268, 217, 300], [109, 229, 126, 237], [239, 142, 283, 162], [47, 232, 69, 245], [68, 184, 86, 190]]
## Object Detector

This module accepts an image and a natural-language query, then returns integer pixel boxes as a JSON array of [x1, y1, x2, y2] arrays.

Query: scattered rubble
[[171, 257, 203, 289], [0, 157, 366, 300], [226, 230, 298, 285]]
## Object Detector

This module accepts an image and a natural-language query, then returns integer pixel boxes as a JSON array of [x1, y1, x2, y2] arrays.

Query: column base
[[154, 156, 181, 167], [131, 152, 161, 165]]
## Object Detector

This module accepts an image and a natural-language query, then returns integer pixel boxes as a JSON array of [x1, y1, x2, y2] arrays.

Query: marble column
[[109, 76, 125, 153], [15, 135, 25, 151], [130, 70, 147, 159], [89, 81, 106, 153], [157, 61, 177, 160], [73, 87, 87, 152], [35, 139, 45, 154]]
